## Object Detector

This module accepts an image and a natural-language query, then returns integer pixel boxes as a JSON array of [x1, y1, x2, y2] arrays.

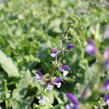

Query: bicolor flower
[[103, 80, 109, 91], [104, 26, 109, 39], [85, 39, 97, 56], [103, 48, 109, 60], [78, 8, 82, 15], [67, 44, 74, 50], [35, 72, 43, 80], [102, 48, 109, 70], [104, 60, 109, 70], [39, 95, 44, 104], [50, 48, 59, 57], [54, 78, 64, 88], [81, 88, 91, 99], [66, 93, 79, 109], [86, 8, 89, 12], [66, 102, 79, 109], [2, 0, 6, 4], [47, 84, 53, 90], [101, 2, 106, 7], [104, 95, 109, 105], [61, 65, 70, 76]]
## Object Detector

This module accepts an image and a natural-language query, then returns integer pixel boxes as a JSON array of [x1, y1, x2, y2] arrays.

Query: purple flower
[[67, 44, 74, 50], [66, 93, 79, 109], [103, 80, 109, 91], [66, 93, 79, 105], [78, 8, 82, 15], [103, 48, 109, 60], [61, 65, 70, 76], [54, 78, 64, 88], [47, 84, 53, 90], [62, 65, 70, 70], [2, 0, 6, 4], [85, 39, 97, 56], [104, 26, 109, 39], [35, 72, 43, 80], [104, 60, 109, 70], [104, 95, 109, 105], [86, 8, 89, 12], [81, 88, 91, 99], [39, 95, 44, 104], [66, 103, 79, 109], [101, 2, 106, 7], [50, 48, 59, 57]]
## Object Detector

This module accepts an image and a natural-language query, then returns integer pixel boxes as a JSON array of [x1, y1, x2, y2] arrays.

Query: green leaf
[[0, 50, 19, 77], [10, 71, 33, 109], [10, 96, 33, 109], [12, 70, 31, 100]]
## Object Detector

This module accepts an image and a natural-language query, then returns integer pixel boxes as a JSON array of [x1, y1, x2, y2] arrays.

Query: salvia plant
[[33, 17, 109, 108]]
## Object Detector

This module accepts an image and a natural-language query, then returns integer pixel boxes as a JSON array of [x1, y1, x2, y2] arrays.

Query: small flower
[[104, 95, 109, 105], [54, 78, 64, 88], [103, 80, 109, 91], [39, 96, 44, 104], [50, 48, 59, 57], [2, 0, 6, 4], [78, 8, 82, 15], [66, 102, 79, 109], [103, 48, 109, 60], [85, 39, 97, 56], [61, 65, 70, 76], [86, 8, 89, 12], [101, 2, 106, 7], [81, 88, 91, 99], [67, 44, 74, 50], [47, 84, 53, 90], [66, 93, 79, 105], [66, 93, 79, 109], [104, 60, 109, 70], [62, 65, 70, 70], [66, 103, 71, 109], [104, 26, 109, 39], [35, 72, 43, 80]]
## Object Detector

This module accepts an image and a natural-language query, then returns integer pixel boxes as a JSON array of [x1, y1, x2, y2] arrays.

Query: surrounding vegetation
[[0, 0, 109, 109]]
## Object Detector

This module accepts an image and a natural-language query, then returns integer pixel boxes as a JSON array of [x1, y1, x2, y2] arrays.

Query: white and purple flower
[[101, 1, 106, 7], [61, 65, 70, 76], [50, 48, 59, 57], [81, 88, 91, 99], [35, 72, 43, 80], [104, 95, 109, 105], [85, 39, 97, 56], [104, 26, 109, 39], [47, 84, 53, 90], [66, 93, 80, 109], [103, 48, 109, 60], [104, 60, 109, 70], [54, 78, 64, 88], [39, 95, 44, 104], [67, 44, 74, 51], [2, 0, 6, 4], [103, 48, 109, 70], [78, 8, 82, 15], [86, 8, 90, 12], [103, 79, 109, 91]]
